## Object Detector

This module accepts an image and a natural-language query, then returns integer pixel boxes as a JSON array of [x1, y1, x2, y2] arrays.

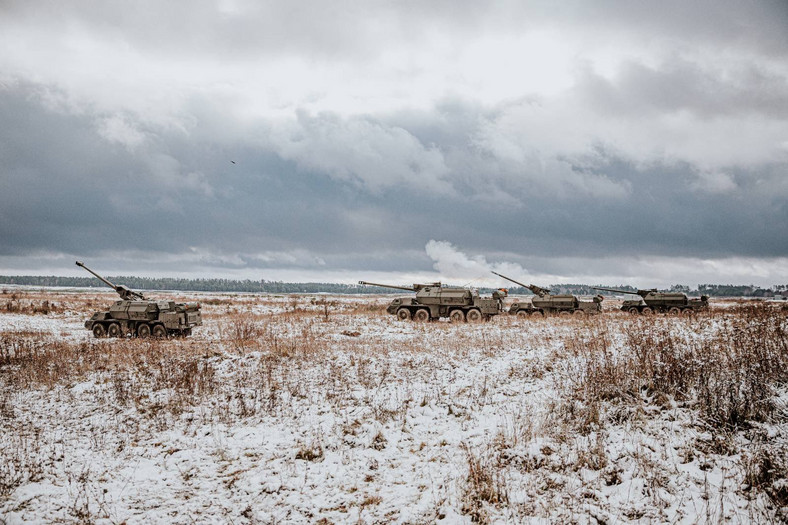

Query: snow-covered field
[[1, 289, 786, 524]]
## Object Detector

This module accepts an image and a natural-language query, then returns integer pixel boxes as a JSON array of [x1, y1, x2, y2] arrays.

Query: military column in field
[[593, 287, 709, 315], [492, 271, 603, 317], [76, 261, 202, 338], [358, 281, 507, 322]]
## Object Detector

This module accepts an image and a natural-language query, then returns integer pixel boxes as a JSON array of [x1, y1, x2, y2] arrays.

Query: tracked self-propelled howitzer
[[358, 280, 507, 322], [77, 261, 202, 338], [492, 271, 603, 317], [593, 286, 709, 315]]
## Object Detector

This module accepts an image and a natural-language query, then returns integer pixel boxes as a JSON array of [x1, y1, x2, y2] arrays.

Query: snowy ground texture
[[1, 289, 787, 524]]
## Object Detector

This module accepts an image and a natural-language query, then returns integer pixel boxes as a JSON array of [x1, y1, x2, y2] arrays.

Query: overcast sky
[[1, 0, 787, 288]]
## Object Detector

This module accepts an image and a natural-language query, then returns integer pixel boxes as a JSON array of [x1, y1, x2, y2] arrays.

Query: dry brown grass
[[557, 304, 787, 432], [1, 294, 786, 521]]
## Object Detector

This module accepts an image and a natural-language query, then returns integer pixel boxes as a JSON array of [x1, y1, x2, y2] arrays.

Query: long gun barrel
[[358, 280, 416, 291], [491, 271, 551, 297], [76, 261, 146, 300], [593, 286, 656, 298]]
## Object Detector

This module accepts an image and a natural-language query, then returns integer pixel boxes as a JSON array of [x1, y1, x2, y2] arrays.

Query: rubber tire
[[516, 310, 530, 317], [531, 311, 544, 318], [107, 323, 122, 338], [137, 324, 151, 338], [668, 307, 681, 315], [466, 309, 482, 323], [558, 311, 571, 318], [449, 310, 466, 323], [641, 307, 654, 315], [413, 309, 430, 322], [396, 308, 411, 321], [152, 324, 168, 338], [92, 324, 106, 338], [573, 310, 586, 317], [681, 309, 693, 317], [627, 307, 640, 315]]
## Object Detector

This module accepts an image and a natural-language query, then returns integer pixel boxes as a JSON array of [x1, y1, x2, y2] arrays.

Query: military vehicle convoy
[[492, 271, 603, 317], [358, 281, 507, 322], [76, 261, 202, 338], [593, 287, 709, 315]]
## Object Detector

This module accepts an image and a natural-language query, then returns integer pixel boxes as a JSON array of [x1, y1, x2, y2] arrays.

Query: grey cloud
[[1, 1, 787, 285], [266, 110, 453, 194], [2, 82, 786, 269], [576, 58, 788, 119]]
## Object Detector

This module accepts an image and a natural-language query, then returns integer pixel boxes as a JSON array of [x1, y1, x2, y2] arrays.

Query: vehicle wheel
[[516, 310, 530, 317], [413, 309, 430, 322], [449, 310, 466, 323], [681, 308, 693, 317], [152, 324, 168, 338], [396, 308, 412, 321], [573, 310, 586, 317], [641, 307, 654, 315], [531, 310, 544, 318], [558, 311, 570, 318], [668, 307, 681, 315], [107, 323, 122, 338], [137, 324, 151, 338], [627, 307, 640, 315], [92, 324, 106, 338], [466, 309, 482, 322]]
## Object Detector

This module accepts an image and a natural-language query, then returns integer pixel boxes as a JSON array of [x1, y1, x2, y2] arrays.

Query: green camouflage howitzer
[[492, 271, 602, 317], [358, 280, 507, 322], [76, 261, 202, 338], [593, 286, 709, 315]]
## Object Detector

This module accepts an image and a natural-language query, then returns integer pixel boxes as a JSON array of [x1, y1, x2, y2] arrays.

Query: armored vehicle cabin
[[77, 261, 202, 338], [358, 281, 506, 322], [593, 287, 709, 315], [492, 271, 602, 317]]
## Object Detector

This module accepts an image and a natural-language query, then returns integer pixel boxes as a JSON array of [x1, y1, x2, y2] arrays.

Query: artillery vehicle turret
[[593, 287, 709, 315], [492, 271, 602, 317], [76, 261, 202, 338], [358, 280, 507, 322]]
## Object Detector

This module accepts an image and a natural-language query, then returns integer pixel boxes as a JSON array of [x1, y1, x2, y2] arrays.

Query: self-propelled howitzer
[[358, 280, 506, 322], [77, 261, 202, 338], [593, 287, 709, 315], [492, 271, 603, 317]]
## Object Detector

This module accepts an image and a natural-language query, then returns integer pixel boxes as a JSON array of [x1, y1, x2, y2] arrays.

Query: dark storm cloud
[[2, 84, 785, 268]]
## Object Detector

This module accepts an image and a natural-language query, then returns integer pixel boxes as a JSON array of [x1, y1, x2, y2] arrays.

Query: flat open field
[[1, 289, 787, 524]]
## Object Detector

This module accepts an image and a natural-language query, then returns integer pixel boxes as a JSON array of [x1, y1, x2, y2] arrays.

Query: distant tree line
[[0, 275, 784, 297]]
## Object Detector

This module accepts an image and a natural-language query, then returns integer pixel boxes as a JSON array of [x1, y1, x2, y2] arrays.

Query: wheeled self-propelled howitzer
[[358, 280, 507, 322], [492, 271, 602, 317], [76, 261, 202, 338], [593, 286, 709, 315]]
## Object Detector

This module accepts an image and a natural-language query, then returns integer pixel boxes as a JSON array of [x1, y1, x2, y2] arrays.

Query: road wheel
[[137, 324, 151, 338], [413, 309, 430, 322], [396, 308, 412, 321], [668, 307, 681, 315], [573, 310, 586, 317], [558, 311, 571, 318], [641, 307, 654, 315], [152, 324, 168, 338], [531, 310, 544, 318], [92, 324, 106, 338], [681, 308, 693, 317], [516, 310, 530, 317], [449, 310, 466, 323], [627, 307, 640, 315], [466, 309, 482, 322], [107, 323, 122, 338]]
